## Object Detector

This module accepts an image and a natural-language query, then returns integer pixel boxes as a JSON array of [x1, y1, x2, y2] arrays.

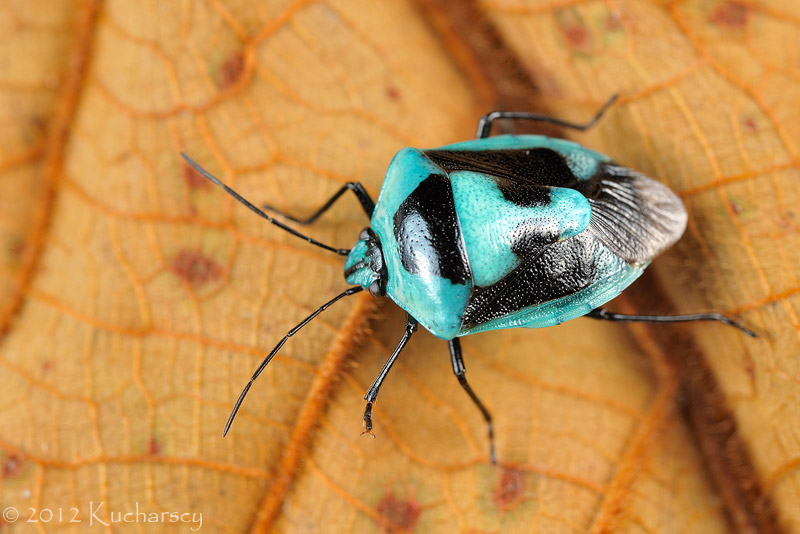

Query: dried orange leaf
[[0, 0, 794, 533]]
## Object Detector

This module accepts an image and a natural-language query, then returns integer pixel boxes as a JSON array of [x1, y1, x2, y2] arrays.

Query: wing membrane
[[582, 164, 687, 265]]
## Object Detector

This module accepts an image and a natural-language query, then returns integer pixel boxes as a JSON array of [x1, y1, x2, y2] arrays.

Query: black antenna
[[223, 286, 364, 436], [181, 153, 351, 256]]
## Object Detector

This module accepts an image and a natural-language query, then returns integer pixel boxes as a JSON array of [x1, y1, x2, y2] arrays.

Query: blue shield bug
[[182, 95, 755, 464]]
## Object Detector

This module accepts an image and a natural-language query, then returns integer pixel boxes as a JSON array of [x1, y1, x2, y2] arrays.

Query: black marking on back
[[393, 174, 471, 285], [509, 219, 562, 256], [425, 148, 578, 206], [461, 233, 597, 328]]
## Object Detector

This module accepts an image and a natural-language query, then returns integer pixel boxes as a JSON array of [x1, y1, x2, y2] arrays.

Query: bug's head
[[344, 228, 387, 297]]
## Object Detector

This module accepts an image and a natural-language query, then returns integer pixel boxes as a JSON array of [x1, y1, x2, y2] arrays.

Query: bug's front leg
[[262, 182, 375, 224], [362, 315, 418, 437], [449, 338, 496, 464]]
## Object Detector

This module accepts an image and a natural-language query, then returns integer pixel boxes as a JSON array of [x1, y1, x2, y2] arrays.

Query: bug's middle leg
[[263, 182, 374, 224], [449, 338, 496, 464], [362, 315, 418, 436]]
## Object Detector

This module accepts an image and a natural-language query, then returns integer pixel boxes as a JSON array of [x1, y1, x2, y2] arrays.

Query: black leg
[[362, 315, 418, 436], [449, 338, 496, 464], [586, 307, 757, 338], [476, 94, 619, 139], [263, 182, 374, 224]]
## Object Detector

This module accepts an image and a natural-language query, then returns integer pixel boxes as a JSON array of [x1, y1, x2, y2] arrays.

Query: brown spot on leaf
[[42, 360, 53, 372], [3, 238, 25, 269], [558, 11, 592, 53], [218, 51, 244, 90], [563, 26, 590, 51], [183, 161, 212, 190], [171, 250, 222, 286], [22, 114, 48, 145], [604, 12, 624, 32], [710, 2, 748, 29], [386, 85, 401, 101], [742, 116, 758, 132], [3, 454, 23, 478], [494, 468, 524, 510], [30, 114, 47, 132], [148, 438, 162, 455], [742, 352, 756, 383], [777, 211, 795, 229], [8, 236, 25, 258], [729, 200, 743, 215], [376, 493, 420, 531]]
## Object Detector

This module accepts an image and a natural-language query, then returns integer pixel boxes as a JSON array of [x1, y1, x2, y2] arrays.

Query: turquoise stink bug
[[182, 95, 755, 464]]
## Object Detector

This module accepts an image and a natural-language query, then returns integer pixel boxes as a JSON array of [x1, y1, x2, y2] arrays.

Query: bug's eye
[[359, 228, 371, 241], [368, 281, 383, 297]]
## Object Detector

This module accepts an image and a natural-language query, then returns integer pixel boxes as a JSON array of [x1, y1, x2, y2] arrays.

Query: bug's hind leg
[[586, 308, 758, 338], [449, 338, 496, 464], [263, 182, 374, 224], [362, 315, 418, 437], [476, 94, 619, 139]]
